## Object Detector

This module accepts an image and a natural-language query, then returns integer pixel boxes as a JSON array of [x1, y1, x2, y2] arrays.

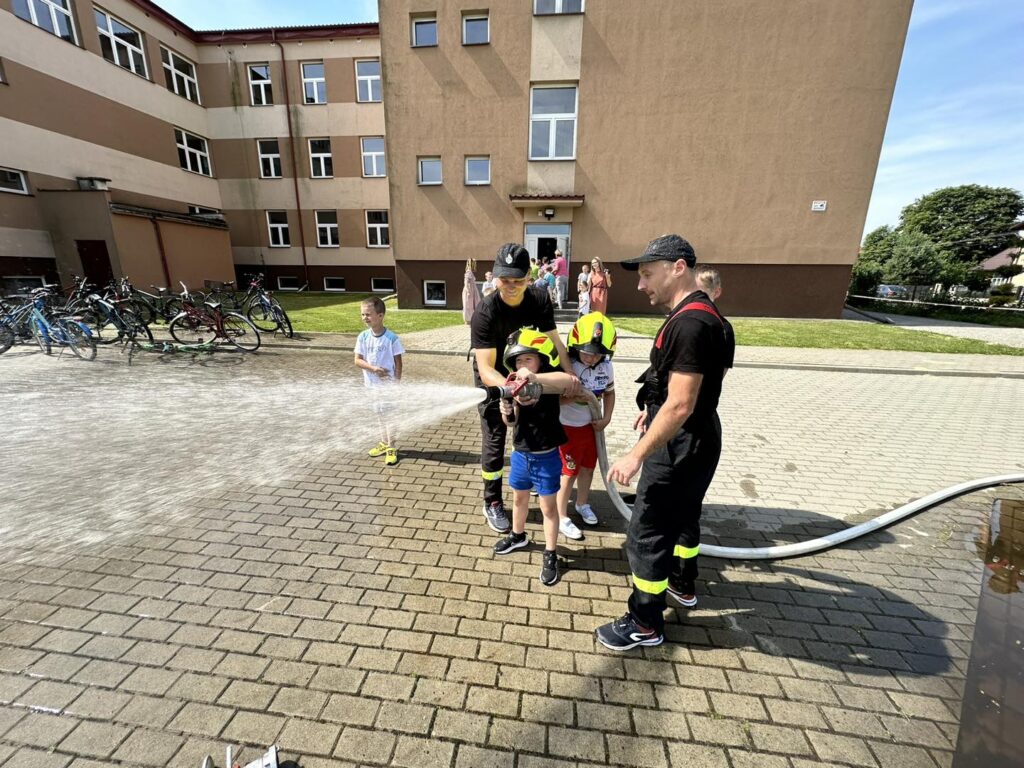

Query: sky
[[161, 0, 1024, 239]]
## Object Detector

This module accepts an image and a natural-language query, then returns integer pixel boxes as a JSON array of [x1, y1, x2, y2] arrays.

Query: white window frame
[[257, 139, 282, 179], [174, 128, 212, 177], [248, 63, 273, 106], [355, 59, 382, 103], [0, 167, 30, 195], [366, 210, 390, 248], [323, 277, 347, 292], [14, 0, 77, 44], [187, 205, 219, 215], [161, 47, 200, 104], [463, 13, 490, 45], [95, 8, 148, 78], [371, 277, 395, 293], [301, 61, 326, 105], [266, 211, 290, 248], [361, 137, 386, 178], [534, 0, 585, 14], [277, 275, 301, 291], [315, 210, 339, 248], [309, 138, 333, 179], [411, 16, 438, 47], [465, 156, 491, 186], [529, 85, 578, 161], [418, 156, 442, 186], [423, 280, 447, 306]]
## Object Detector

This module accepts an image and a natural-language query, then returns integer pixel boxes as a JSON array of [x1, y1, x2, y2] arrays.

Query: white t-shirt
[[355, 328, 405, 388], [560, 357, 615, 427]]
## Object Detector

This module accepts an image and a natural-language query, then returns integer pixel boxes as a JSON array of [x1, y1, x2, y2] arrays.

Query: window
[[371, 277, 395, 293], [302, 62, 326, 104], [534, 0, 584, 14], [309, 139, 333, 178], [529, 86, 578, 160], [174, 128, 212, 176], [161, 47, 200, 104], [267, 211, 290, 248], [324, 277, 346, 292], [463, 14, 489, 45], [257, 139, 282, 179], [249, 64, 273, 106], [12, 0, 76, 43], [412, 16, 438, 47], [0, 168, 29, 195], [361, 137, 386, 177], [366, 211, 390, 248], [465, 156, 490, 185], [188, 205, 219, 215], [277, 275, 301, 291], [418, 157, 442, 185], [316, 210, 339, 247], [95, 9, 147, 78], [423, 280, 447, 306], [355, 59, 382, 103]]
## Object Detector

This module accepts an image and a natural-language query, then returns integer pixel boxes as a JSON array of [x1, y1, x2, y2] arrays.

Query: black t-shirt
[[722, 317, 736, 370], [648, 290, 728, 434], [470, 285, 556, 385], [512, 365, 567, 453]]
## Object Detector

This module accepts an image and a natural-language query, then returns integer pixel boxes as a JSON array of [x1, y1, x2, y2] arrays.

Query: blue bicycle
[[26, 289, 97, 360]]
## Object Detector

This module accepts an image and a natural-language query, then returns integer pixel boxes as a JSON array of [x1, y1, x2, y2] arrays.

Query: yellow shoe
[[384, 447, 398, 465], [368, 441, 389, 457]]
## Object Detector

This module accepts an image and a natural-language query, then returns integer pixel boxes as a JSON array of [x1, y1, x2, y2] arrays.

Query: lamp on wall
[[542, 207, 555, 220]]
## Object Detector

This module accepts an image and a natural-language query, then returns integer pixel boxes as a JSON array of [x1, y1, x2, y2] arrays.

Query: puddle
[[953, 498, 1024, 767]]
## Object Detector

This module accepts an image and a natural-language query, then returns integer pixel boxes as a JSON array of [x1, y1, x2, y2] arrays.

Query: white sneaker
[[559, 517, 584, 541], [577, 503, 598, 526]]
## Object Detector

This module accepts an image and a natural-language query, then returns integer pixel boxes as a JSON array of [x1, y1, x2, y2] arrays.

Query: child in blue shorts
[[494, 328, 574, 586]]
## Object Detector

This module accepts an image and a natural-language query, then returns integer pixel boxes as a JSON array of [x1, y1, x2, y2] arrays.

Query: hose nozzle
[[482, 377, 542, 403]]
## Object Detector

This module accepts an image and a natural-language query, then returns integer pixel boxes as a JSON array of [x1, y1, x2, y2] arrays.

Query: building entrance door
[[76, 240, 114, 287], [524, 223, 570, 271]]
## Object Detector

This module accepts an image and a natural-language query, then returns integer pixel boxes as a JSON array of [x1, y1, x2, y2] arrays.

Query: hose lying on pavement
[[582, 391, 1024, 561]]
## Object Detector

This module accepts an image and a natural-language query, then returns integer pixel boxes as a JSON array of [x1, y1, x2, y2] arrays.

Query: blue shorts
[[509, 449, 562, 497]]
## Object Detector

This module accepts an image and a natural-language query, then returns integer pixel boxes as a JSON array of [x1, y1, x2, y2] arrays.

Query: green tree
[[883, 229, 945, 293], [899, 185, 1024, 264], [849, 225, 895, 294]]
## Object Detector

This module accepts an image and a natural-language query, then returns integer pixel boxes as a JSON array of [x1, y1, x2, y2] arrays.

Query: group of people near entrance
[[471, 234, 735, 651]]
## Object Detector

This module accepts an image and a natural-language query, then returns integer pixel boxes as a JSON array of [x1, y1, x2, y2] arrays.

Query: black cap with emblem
[[621, 234, 697, 271], [493, 243, 531, 279]]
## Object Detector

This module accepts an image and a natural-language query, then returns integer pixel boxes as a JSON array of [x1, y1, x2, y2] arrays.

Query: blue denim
[[508, 449, 562, 497]]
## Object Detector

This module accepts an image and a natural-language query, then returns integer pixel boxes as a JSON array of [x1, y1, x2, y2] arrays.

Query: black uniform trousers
[[627, 411, 722, 633], [478, 399, 507, 505]]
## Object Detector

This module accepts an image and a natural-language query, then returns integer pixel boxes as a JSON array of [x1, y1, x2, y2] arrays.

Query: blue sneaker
[[595, 614, 664, 651]]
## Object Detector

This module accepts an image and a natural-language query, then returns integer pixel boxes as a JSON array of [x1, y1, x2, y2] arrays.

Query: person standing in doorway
[[471, 243, 580, 533], [589, 257, 612, 314], [596, 234, 728, 651], [552, 249, 569, 310]]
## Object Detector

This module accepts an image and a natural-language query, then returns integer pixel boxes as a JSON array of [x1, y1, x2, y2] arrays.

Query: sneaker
[[494, 531, 529, 555], [595, 613, 664, 651], [384, 447, 398, 465], [368, 441, 389, 457], [667, 577, 698, 608], [559, 518, 584, 541], [576, 503, 598, 526], [540, 550, 560, 586], [483, 501, 511, 533]]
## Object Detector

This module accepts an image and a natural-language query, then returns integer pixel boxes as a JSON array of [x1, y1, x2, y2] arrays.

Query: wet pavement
[[1, 343, 1023, 767]]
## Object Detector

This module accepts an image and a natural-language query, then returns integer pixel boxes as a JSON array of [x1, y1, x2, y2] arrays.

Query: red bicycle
[[167, 282, 261, 352]]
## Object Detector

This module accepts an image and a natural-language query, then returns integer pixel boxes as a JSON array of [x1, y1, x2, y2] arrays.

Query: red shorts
[[560, 424, 597, 476]]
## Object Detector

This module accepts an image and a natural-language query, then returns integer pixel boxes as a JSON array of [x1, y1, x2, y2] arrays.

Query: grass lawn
[[614, 316, 1024, 357], [276, 293, 462, 334]]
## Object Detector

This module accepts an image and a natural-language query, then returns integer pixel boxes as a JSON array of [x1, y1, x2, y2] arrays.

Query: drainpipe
[[149, 216, 172, 288], [273, 30, 310, 287]]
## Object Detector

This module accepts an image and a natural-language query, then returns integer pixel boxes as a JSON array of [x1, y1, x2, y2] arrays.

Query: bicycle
[[25, 289, 96, 360], [78, 294, 154, 346], [239, 275, 294, 338], [126, 337, 216, 364], [168, 283, 261, 352], [116, 278, 186, 324]]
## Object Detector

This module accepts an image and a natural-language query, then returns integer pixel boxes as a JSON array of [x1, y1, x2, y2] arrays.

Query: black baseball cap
[[493, 243, 531, 279], [621, 234, 697, 271]]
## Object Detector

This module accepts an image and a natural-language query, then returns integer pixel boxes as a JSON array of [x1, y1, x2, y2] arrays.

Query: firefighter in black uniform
[[596, 234, 728, 651], [471, 243, 580, 533]]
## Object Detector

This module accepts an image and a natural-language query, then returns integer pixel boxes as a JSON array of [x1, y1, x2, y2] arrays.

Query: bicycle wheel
[[221, 312, 261, 352], [0, 323, 13, 355], [130, 298, 157, 326], [31, 318, 52, 355], [169, 313, 216, 345], [160, 298, 183, 324], [58, 319, 97, 361], [119, 310, 154, 343], [245, 302, 278, 332], [275, 306, 294, 338]]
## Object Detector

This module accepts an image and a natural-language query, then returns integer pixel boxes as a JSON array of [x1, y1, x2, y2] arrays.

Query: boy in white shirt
[[557, 312, 617, 539], [354, 296, 405, 465]]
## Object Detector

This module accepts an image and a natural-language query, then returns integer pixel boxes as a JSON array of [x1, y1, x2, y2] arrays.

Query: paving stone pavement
[[1, 344, 1023, 767], [857, 310, 1024, 350]]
